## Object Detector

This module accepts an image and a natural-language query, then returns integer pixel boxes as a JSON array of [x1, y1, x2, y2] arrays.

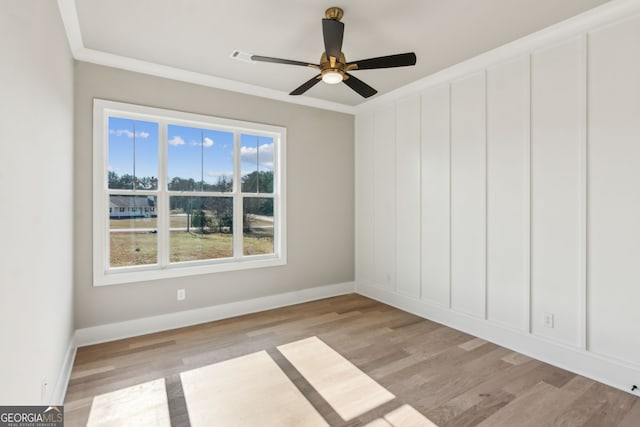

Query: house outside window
[[93, 99, 287, 286]]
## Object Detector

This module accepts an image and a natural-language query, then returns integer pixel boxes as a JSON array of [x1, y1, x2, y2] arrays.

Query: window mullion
[[167, 191, 232, 197], [233, 131, 243, 259], [158, 121, 169, 268], [102, 110, 110, 277], [271, 137, 282, 256]]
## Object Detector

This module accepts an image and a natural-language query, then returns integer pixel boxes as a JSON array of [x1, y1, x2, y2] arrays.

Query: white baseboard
[[52, 332, 76, 405], [357, 283, 640, 397], [75, 282, 355, 347]]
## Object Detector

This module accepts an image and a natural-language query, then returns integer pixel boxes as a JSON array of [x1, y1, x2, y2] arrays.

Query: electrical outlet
[[177, 289, 186, 301], [543, 312, 554, 328]]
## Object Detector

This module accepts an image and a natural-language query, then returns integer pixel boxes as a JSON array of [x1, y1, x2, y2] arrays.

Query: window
[[93, 99, 286, 286]]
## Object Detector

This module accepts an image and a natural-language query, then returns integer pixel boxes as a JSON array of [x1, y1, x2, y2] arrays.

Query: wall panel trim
[[579, 34, 589, 352]]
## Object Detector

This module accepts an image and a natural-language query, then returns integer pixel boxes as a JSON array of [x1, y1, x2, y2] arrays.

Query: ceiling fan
[[251, 7, 417, 98]]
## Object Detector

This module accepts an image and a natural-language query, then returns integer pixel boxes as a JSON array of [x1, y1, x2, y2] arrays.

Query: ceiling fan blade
[[251, 55, 319, 68], [322, 18, 344, 60], [290, 74, 322, 96], [348, 52, 417, 70], [344, 73, 377, 98]]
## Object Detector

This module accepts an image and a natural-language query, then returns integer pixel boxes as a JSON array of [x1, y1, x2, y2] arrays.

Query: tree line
[[108, 171, 158, 190], [108, 170, 273, 194]]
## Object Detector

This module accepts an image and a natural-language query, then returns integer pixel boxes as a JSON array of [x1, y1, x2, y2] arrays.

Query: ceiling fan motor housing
[[320, 53, 351, 83]]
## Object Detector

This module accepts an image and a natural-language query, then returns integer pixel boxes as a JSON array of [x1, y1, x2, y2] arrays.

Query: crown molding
[[75, 48, 356, 114], [56, 0, 355, 115], [57, 0, 83, 56], [354, 0, 640, 114]]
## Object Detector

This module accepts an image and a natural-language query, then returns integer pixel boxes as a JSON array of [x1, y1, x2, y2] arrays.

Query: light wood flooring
[[64, 294, 640, 426]]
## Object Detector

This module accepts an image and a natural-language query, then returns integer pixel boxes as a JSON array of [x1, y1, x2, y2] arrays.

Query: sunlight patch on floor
[[86, 378, 170, 427]]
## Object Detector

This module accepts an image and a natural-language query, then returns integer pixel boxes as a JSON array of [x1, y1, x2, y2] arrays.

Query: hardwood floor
[[64, 294, 640, 426]]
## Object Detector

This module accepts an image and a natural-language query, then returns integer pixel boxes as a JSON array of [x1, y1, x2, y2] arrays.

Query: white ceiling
[[71, 0, 609, 107]]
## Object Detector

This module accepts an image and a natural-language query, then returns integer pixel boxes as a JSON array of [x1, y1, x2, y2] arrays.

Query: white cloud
[[169, 135, 185, 146], [109, 129, 150, 139], [240, 142, 274, 169], [190, 137, 215, 147]]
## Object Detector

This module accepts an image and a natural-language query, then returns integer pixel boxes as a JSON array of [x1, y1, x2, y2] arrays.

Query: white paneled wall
[[420, 85, 451, 307], [395, 96, 421, 298], [531, 37, 586, 346], [373, 106, 396, 289], [355, 3, 640, 395], [588, 15, 640, 364], [450, 72, 487, 318], [486, 57, 530, 331]]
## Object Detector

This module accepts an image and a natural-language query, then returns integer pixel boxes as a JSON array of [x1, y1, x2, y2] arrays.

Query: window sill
[[93, 255, 287, 286]]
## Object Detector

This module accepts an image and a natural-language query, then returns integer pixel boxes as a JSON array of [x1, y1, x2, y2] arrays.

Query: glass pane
[[243, 197, 274, 256], [258, 136, 274, 193], [241, 134, 274, 193], [168, 125, 200, 191], [204, 129, 234, 191], [109, 195, 158, 267], [108, 117, 158, 190], [240, 134, 258, 192], [169, 196, 233, 262], [168, 125, 234, 191]]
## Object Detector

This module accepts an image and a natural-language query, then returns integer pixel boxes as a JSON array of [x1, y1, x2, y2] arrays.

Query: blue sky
[[109, 117, 274, 187], [108, 117, 158, 179], [168, 124, 234, 184]]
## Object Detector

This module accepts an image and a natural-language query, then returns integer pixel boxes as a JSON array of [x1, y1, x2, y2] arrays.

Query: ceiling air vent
[[230, 50, 255, 63]]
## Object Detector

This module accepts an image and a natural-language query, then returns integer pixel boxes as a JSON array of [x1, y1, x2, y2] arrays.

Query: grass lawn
[[110, 217, 157, 229], [109, 230, 273, 267], [110, 215, 194, 229], [169, 214, 188, 228], [110, 232, 157, 266], [243, 227, 274, 255], [111, 215, 273, 230], [170, 231, 233, 262]]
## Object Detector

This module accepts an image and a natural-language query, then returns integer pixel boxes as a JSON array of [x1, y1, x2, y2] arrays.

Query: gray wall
[[74, 63, 354, 328], [0, 1, 75, 404]]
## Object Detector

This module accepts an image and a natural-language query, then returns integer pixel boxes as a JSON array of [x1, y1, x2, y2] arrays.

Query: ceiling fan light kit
[[250, 7, 417, 98], [322, 70, 343, 84]]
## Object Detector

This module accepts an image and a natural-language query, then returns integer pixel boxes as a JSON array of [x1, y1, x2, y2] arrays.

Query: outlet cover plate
[[543, 312, 554, 328]]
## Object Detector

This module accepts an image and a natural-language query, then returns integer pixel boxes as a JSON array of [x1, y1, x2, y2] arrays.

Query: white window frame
[[93, 99, 287, 286]]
